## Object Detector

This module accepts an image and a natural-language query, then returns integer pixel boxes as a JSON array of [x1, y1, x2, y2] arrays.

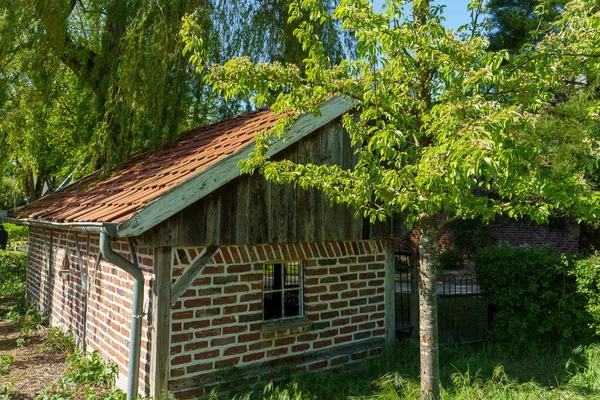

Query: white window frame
[[262, 260, 304, 321]]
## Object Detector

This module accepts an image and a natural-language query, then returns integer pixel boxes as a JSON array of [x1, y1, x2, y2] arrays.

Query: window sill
[[261, 316, 312, 337]]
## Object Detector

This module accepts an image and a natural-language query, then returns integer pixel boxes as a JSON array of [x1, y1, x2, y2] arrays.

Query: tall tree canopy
[[486, 0, 600, 189], [0, 0, 349, 204], [185, 0, 600, 398], [486, 0, 568, 52]]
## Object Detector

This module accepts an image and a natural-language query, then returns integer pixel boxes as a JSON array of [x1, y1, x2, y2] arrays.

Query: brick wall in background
[[169, 240, 390, 399], [396, 220, 579, 255], [27, 228, 155, 395]]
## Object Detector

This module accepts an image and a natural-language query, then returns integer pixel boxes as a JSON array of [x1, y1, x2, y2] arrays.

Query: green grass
[[213, 340, 600, 400]]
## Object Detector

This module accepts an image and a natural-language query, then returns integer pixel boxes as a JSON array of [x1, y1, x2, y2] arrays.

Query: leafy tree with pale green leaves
[[183, 0, 600, 398]]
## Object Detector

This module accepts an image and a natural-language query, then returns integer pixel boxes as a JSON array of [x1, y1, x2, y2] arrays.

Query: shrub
[[0, 251, 27, 298], [437, 249, 464, 271], [571, 252, 600, 335], [43, 327, 76, 353], [475, 244, 592, 342], [65, 350, 118, 386], [3, 300, 47, 332], [21, 305, 47, 332], [3, 223, 28, 250], [39, 349, 126, 400], [447, 219, 494, 257], [0, 354, 14, 375]]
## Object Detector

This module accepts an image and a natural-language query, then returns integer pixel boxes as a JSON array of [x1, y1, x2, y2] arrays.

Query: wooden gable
[[139, 118, 405, 248]]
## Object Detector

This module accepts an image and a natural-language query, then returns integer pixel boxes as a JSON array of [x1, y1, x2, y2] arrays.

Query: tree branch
[[36, 0, 98, 83]]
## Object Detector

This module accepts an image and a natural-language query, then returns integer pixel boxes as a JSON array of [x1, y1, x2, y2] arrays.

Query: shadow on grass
[[216, 339, 600, 400]]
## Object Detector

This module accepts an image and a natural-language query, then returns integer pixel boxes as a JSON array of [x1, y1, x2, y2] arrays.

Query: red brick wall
[[169, 241, 390, 398], [397, 221, 579, 255], [485, 221, 579, 254], [27, 228, 155, 395]]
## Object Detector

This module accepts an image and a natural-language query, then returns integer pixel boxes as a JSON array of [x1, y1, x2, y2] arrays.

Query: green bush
[[437, 249, 464, 271], [0, 354, 13, 375], [39, 349, 126, 400], [65, 350, 118, 386], [572, 253, 600, 336], [0, 251, 27, 298], [43, 327, 76, 353], [3, 223, 28, 250], [475, 244, 592, 342]]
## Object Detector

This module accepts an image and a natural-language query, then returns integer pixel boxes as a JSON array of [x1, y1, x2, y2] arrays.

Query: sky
[[372, 0, 475, 31]]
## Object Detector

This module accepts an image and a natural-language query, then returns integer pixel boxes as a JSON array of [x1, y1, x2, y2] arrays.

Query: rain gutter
[[2, 218, 107, 234]]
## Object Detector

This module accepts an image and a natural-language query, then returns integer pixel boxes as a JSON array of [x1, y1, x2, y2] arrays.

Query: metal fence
[[395, 250, 489, 343]]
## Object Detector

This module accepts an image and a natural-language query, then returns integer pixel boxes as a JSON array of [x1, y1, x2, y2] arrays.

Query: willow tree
[[184, 0, 600, 398], [0, 0, 352, 203]]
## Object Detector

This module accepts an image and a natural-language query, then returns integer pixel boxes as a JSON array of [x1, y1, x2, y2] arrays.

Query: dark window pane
[[263, 291, 282, 320], [284, 290, 300, 317]]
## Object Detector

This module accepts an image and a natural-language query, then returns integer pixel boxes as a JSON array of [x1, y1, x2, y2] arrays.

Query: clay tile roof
[[14, 108, 282, 224]]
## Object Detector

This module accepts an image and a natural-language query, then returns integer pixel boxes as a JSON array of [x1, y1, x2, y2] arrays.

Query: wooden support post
[[150, 248, 172, 400], [170, 246, 219, 305], [384, 239, 396, 343]]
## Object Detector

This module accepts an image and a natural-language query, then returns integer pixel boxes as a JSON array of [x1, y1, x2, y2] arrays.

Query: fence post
[[409, 251, 419, 337]]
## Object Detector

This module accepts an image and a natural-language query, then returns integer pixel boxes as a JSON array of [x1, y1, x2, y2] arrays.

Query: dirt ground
[[0, 301, 68, 399]]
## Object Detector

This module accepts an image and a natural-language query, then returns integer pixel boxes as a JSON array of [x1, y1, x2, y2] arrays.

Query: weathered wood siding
[[139, 119, 404, 248]]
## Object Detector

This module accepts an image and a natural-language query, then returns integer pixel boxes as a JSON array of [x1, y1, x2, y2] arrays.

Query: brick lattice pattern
[[27, 228, 155, 394], [169, 240, 388, 398]]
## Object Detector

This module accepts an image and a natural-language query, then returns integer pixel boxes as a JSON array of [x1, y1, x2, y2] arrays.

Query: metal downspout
[[99, 231, 144, 400]]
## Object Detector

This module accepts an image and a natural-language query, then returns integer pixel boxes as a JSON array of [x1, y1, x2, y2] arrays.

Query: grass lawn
[[216, 339, 600, 399]]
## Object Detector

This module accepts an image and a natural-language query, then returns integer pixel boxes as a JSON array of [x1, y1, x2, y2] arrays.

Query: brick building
[[8, 97, 402, 399], [397, 219, 580, 257]]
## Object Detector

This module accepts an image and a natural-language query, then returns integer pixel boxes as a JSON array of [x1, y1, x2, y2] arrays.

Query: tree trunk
[[418, 227, 440, 400]]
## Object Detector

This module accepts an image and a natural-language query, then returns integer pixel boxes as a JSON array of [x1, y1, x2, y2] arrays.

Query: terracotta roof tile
[[14, 108, 281, 224]]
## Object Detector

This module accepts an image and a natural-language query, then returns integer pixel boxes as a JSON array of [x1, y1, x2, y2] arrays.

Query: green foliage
[[85, 388, 127, 400], [486, 0, 569, 52], [42, 327, 76, 354], [3, 299, 47, 333], [20, 305, 47, 333], [0, 382, 16, 396], [571, 253, 600, 335], [448, 219, 494, 256], [437, 249, 465, 271], [38, 349, 124, 400], [3, 223, 28, 251], [0, 176, 24, 210], [37, 380, 73, 400], [195, 0, 600, 231], [0, 251, 27, 298], [475, 244, 592, 342], [0, 0, 352, 200], [0, 354, 14, 375], [65, 350, 118, 386], [3, 223, 28, 244], [206, 340, 600, 399]]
